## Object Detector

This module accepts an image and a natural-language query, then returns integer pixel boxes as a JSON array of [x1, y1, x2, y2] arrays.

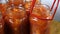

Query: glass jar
[[4, 0, 28, 34], [29, 1, 52, 34]]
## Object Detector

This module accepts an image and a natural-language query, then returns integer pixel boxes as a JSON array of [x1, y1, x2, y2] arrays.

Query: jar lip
[[40, 4, 50, 10]]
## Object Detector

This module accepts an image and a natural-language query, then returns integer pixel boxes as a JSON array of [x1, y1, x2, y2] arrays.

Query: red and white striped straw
[[50, 0, 56, 11], [52, 0, 59, 19]]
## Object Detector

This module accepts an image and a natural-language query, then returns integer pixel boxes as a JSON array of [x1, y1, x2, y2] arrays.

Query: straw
[[50, 0, 56, 11], [29, 0, 36, 14], [52, 0, 59, 19]]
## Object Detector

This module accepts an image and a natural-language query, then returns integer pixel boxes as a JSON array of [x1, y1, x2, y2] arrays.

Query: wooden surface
[[50, 21, 60, 34]]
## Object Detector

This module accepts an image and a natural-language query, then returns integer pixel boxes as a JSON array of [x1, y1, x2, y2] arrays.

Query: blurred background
[[41, 1, 60, 34], [41, 0, 60, 21]]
